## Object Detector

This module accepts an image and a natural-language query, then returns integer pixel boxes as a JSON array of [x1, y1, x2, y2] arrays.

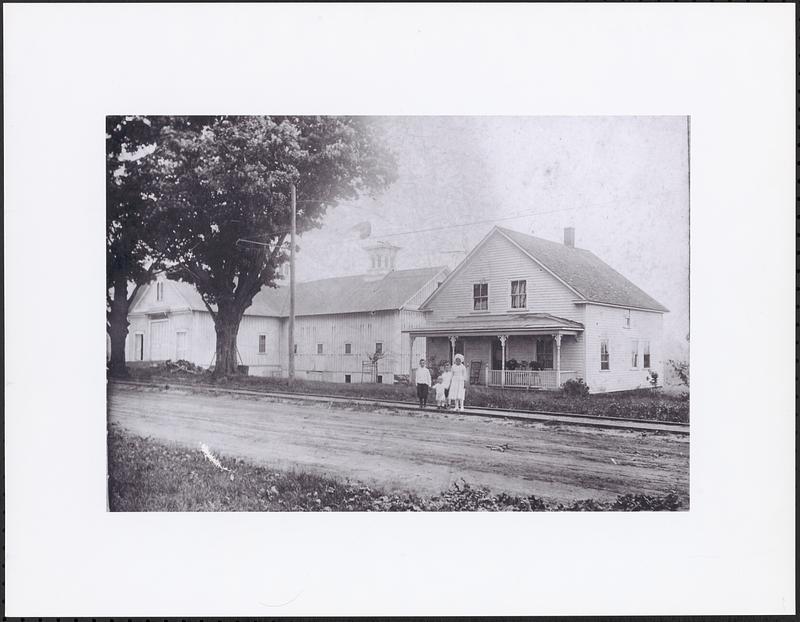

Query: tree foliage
[[150, 116, 397, 376], [106, 115, 167, 375]]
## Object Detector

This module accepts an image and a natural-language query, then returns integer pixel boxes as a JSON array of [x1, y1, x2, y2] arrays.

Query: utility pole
[[288, 184, 296, 382]]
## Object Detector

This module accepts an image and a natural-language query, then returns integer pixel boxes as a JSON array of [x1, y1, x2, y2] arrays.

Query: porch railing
[[486, 369, 577, 390]]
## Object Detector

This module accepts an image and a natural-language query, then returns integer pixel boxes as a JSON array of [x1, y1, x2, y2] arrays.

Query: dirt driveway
[[107, 384, 689, 504]]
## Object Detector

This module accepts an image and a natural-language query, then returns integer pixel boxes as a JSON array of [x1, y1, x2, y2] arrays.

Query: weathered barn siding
[[582, 304, 663, 393], [126, 311, 193, 362], [282, 310, 403, 382], [425, 232, 583, 322]]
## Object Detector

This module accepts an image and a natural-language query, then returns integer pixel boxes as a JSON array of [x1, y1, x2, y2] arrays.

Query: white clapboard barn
[[125, 242, 447, 383], [407, 226, 668, 393]]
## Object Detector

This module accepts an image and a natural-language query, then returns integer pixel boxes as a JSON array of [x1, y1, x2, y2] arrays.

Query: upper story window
[[643, 341, 651, 368], [156, 281, 164, 302], [510, 280, 527, 309], [317, 343, 324, 354], [600, 339, 610, 370], [258, 334, 267, 354], [473, 282, 488, 311], [375, 342, 383, 355], [631, 340, 639, 368], [344, 343, 352, 355], [624, 309, 631, 328]]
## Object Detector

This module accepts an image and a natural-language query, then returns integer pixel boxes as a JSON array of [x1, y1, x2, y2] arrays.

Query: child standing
[[440, 363, 453, 409], [414, 358, 432, 408], [433, 377, 447, 409]]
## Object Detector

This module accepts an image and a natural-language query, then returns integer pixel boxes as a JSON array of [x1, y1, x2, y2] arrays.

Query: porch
[[487, 368, 578, 390], [405, 313, 585, 391]]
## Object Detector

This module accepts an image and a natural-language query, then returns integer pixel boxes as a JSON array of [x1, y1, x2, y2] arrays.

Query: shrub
[[667, 359, 689, 387], [561, 377, 590, 397]]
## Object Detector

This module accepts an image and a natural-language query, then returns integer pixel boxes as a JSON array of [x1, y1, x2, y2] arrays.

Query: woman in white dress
[[450, 354, 467, 411]]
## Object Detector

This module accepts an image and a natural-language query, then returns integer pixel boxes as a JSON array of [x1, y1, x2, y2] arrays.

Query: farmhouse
[[124, 242, 447, 383], [408, 226, 668, 393]]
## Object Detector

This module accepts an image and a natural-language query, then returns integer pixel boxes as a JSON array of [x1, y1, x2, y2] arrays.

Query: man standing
[[414, 358, 432, 408]]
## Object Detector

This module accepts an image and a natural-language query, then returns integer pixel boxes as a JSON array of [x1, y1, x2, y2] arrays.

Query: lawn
[[107, 425, 685, 512], [123, 363, 689, 423]]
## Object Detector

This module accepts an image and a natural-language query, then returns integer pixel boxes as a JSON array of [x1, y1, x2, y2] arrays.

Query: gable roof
[[420, 226, 668, 313], [132, 266, 447, 318], [496, 227, 668, 312]]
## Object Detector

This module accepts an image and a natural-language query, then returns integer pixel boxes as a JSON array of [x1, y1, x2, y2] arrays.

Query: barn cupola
[[364, 241, 401, 281]]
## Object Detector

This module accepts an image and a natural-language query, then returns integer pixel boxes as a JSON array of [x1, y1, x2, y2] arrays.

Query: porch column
[[553, 333, 562, 388], [408, 335, 416, 379], [499, 335, 507, 387], [485, 363, 489, 387], [449, 335, 458, 362]]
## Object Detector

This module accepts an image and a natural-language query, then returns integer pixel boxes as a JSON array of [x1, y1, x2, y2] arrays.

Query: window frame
[[375, 342, 383, 355], [156, 281, 164, 302], [643, 340, 651, 369], [509, 279, 527, 310], [344, 342, 352, 355], [316, 343, 324, 355], [600, 339, 610, 371], [631, 339, 639, 368], [258, 334, 267, 355], [472, 282, 489, 311], [623, 309, 632, 329], [344, 374, 352, 383]]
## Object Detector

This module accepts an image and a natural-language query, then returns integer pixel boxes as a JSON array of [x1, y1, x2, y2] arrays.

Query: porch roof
[[405, 313, 584, 337]]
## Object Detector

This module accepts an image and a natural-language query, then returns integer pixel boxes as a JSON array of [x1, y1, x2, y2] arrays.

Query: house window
[[375, 342, 383, 355], [293, 343, 298, 354], [156, 281, 164, 302], [600, 340, 610, 370], [535, 338, 554, 369], [473, 282, 488, 311], [624, 309, 631, 329], [134, 333, 144, 361], [631, 340, 639, 368], [344, 374, 351, 383], [345, 343, 352, 354], [258, 334, 267, 354], [317, 343, 324, 354], [510, 280, 527, 309], [643, 341, 651, 368], [376, 375, 383, 384]]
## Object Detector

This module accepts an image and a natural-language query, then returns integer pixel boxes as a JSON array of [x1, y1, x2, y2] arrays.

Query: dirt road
[[108, 384, 689, 504]]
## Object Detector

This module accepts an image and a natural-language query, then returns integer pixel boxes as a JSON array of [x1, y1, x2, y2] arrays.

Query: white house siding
[[583, 304, 664, 393], [425, 233, 583, 322]]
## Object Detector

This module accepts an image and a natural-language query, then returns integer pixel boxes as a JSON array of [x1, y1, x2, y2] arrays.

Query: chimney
[[563, 227, 575, 248]]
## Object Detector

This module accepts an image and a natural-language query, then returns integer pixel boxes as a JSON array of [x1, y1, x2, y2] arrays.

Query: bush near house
[[125, 364, 689, 423], [107, 426, 685, 512]]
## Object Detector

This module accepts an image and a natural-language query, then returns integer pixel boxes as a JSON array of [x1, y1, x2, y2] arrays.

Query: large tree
[[106, 115, 168, 377], [151, 116, 396, 377]]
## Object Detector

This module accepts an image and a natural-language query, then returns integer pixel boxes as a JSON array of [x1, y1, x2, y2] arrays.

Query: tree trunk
[[212, 306, 244, 378], [107, 277, 131, 378]]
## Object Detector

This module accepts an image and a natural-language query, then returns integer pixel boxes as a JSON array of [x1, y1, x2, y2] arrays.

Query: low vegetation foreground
[[107, 425, 685, 512]]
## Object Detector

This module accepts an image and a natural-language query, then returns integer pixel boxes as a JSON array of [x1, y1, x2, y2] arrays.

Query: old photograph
[[107, 115, 690, 511]]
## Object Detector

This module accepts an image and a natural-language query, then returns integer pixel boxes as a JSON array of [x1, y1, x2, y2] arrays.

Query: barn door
[[149, 320, 169, 360]]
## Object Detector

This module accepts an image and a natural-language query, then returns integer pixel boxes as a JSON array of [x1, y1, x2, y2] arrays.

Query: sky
[[294, 116, 690, 359]]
